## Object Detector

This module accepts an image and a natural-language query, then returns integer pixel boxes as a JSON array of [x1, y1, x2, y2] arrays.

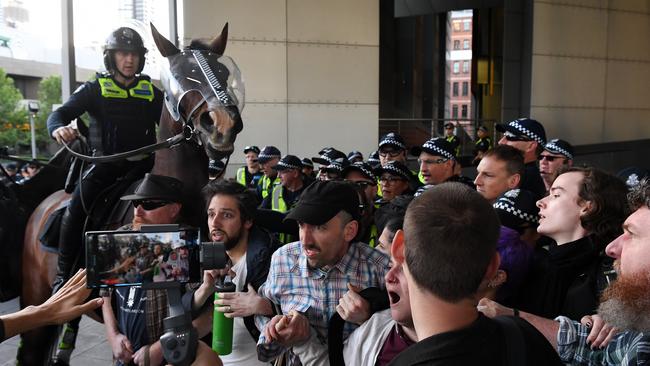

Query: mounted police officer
[[46, 27, 163, 365]]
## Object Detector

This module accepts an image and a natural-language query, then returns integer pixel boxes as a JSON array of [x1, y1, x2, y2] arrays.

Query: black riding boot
[[52, 206, 83, 294]]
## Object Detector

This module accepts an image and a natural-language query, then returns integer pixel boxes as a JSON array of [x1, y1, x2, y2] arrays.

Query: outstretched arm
[[0, 269, 103, 342]]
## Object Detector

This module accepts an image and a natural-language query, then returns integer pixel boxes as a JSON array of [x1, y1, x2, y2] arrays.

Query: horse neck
[[153, 114, 208, 227]]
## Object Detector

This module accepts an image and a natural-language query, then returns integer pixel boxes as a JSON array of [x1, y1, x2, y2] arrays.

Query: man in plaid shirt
[[255, 180, 390, 364]]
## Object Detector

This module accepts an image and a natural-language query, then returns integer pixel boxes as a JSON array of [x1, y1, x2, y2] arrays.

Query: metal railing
[[378, 118, 498, 158]]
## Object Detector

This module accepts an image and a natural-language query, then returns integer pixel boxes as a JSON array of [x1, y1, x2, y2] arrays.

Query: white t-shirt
[[220, 253, 267, 365]]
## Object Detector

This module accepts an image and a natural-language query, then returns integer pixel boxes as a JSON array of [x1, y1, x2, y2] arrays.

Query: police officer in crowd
[[539, 138, 574, 192], [256, 146, 281, 202], [444, 122, 461, 158], [473, 125, 492, 164], [236, 146, 263, 189], [497, 118, 547, 200]]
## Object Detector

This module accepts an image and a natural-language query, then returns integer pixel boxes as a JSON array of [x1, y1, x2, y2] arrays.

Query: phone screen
[[85, 228, 201, 288]]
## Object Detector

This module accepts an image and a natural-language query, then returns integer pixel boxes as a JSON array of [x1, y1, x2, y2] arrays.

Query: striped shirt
[[255, 240, 390, 362], [556, 316, 650, 365]]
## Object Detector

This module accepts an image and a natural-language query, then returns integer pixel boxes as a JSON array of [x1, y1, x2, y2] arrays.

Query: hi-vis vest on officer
[[47, 72, 163, 156], [258, 175, 280, 200]]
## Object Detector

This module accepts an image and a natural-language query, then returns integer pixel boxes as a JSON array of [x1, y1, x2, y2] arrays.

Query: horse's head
[[151, 23, 244, 161]]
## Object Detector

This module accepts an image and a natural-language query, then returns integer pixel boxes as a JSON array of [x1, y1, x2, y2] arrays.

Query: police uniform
[[47, 73, 163, 289], [236, 166, 263, 188], [474, 136, 491, 155]]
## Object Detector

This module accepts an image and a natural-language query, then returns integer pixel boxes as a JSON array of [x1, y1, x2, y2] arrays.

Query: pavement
[[0, 297, 113, 365]]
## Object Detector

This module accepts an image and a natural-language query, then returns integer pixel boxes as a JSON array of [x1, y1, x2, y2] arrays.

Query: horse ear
[[150, 22, 180, 57], [209, 23, 228, 55]]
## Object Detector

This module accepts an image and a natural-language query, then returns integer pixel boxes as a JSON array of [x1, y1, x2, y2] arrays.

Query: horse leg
[[18, 192, 65, 365]]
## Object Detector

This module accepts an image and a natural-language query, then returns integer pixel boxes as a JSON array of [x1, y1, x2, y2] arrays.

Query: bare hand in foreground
[[214, 284, 269, 318], [477, 297, 514, 318], [336, 283, 371, 325], [43, 268, 103, 325], [264, 310, 310, 347], [581, 314, 619, 349]]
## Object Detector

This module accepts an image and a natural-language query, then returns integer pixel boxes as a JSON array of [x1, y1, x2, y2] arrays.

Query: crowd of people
[[2, 25, 650, 366]]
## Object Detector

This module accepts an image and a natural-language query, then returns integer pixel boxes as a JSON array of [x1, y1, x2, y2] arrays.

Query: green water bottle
[[212, 281, 236, 355]]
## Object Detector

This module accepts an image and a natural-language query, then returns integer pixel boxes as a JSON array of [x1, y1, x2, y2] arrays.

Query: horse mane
[[187, 39, 212, 51]]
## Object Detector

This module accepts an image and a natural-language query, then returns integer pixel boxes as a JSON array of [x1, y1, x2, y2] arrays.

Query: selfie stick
[[144, 281, 198, 366]]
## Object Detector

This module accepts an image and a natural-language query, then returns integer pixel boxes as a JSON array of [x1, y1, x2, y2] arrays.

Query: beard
[[598, 269, 650, 332]]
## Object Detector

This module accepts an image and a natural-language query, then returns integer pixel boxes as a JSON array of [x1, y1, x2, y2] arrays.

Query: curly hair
[[627, 178, 650, 211], [560, 167, 630, 248]]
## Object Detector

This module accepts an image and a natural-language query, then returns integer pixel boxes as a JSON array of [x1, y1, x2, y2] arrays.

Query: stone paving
[[0, 298, 113, 365]]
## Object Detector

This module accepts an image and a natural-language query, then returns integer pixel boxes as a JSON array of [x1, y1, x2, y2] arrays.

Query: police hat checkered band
[[277, 162, 301, 170], [327, 162, 345, 172], [346, 162, 374, 180], [509, 120, 545, 145], [259, 152, 280, 160], [422, 139, 455, 160], [544, 140, 573, 160], [379, 136, 407, 150], [301, 159, 313, 168], [493, 201, 539, 224], [379, 163, 410, 180]]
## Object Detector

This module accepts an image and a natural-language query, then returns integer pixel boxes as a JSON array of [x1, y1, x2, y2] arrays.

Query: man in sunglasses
[[496, 118, 547, 200], [343, 162, 380, 247], [539, 139, 574, 192], [101, 173, 185, 366]]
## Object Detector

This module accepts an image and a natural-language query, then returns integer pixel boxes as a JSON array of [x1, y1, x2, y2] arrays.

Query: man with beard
[[479, 179, 650, 365], [101, 174, 185, 366], [255, 181, 390, 365], [189, 179, 279, 365]]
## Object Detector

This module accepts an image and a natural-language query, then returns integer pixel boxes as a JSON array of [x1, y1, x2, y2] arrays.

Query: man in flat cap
[[255, 181, 390, 365]]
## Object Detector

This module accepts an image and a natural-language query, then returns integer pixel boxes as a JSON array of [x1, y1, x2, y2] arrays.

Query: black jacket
[[47, 73, 163, 155], [516, 235, 613, 319]]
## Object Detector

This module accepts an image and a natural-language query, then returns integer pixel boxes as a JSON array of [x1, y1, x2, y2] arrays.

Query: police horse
[[17, 23, 244, 365]]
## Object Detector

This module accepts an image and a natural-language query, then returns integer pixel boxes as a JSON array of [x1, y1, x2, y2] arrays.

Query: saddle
[[38, 171, 143, 255]]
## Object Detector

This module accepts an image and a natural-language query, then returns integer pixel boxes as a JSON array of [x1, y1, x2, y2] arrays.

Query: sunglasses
[[133, 200, 171, 211], [504, 134, 533, 142], [346, 180, 377, 189], [417, 158, 449, 165], [538, 155, 565, 162], [378, 150, 402, 158]]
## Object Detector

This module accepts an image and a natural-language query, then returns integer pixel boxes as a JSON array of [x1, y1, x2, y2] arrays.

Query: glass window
[[454, 40, 460, 50], [462, 82, 468, 96], [453, 21, 461, 31], [463, 20, 471, 31], [461, 104, 468, 118], [463, 39, 470, 49], [452, 105, 458, 118], [453, 62, 460, 74], [463, 61, 469, 73], [453, 82, 459, 96]]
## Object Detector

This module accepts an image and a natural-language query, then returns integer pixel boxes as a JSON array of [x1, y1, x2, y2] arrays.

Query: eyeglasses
[[346, 180, 377, 189], [379, 176, 407, 183], [378, 150, 402, 158], [132, 200, 171, 211], [538, 155, 565, 162], [504, 134, 533, 142], [418, 158, 449, 165]]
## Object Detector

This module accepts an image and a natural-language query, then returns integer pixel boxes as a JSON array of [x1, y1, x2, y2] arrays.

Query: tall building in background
[[446, 10, 472, 122]]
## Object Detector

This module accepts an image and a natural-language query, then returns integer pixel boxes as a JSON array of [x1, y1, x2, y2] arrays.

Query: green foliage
[[0, 70, 63, 155], [0, 68, 29, 149]]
